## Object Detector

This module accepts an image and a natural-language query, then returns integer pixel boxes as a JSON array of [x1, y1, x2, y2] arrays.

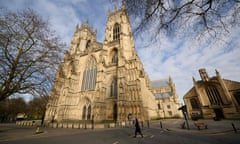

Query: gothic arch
[[113, 23, 121, 40], [85, 40, 91, 51], [110, 76, 118, 97], [205, 85, 224, 105], [190, 98, 200, 109], [110, 48, 118, 64], [81, 97, 92, 120], [81, 56, 97, 91]]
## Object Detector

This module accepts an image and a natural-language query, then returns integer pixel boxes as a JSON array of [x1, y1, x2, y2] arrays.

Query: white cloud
[[137, 26, 240, 101], [1, 0, 239, 103]]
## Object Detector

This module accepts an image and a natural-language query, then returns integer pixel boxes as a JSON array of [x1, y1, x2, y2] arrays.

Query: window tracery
[[81, 56, 97, 91]]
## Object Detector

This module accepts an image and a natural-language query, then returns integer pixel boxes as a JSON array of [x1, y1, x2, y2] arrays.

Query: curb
[[166, 128, 238, 135]]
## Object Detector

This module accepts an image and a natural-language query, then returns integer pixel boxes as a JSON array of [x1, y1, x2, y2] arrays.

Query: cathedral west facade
[[44, 5, 181, 123]]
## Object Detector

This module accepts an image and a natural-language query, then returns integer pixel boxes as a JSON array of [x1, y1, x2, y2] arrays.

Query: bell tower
[[69, 20, 97, 55], [103, 3, 136, 60]]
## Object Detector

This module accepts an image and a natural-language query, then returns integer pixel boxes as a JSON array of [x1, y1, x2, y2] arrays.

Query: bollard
[[35, 126, 43, 134], [231, 123, 237, 133], [181, 122, 186, 129], [92, 119, 94, 130], [160, 121, 163, 129]]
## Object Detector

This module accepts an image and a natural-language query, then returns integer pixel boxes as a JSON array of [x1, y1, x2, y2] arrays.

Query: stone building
[[44, 5, 159, 123], [183, 68, 240, 119], [152, 77, 182, 118], [44, 5, 182, 123]]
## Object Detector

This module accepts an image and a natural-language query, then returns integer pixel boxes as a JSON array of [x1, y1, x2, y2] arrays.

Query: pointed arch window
[[82, 105, 92, 120], [86, 40, 91, 49], [112, 50, 118, 64], [190, 98, 200, 109], [81, 56, 97, 91], [110, 78, 118, 97], [205, 85, 223, 105], [113, 23, 120, 41]]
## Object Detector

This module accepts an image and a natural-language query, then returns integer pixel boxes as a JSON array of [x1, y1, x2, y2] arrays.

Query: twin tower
[[44, 5, 159, 123]]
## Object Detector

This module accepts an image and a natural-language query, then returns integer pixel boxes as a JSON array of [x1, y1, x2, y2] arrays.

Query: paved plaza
[[0, 119, 240, 144]]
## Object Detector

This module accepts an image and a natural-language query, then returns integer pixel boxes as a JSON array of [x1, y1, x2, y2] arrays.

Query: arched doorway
[[113, 103, 118, 121], [81, 97, 91, 120]]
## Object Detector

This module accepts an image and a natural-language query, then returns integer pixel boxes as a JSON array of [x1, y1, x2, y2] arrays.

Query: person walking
[[134, 118, 143, 138]]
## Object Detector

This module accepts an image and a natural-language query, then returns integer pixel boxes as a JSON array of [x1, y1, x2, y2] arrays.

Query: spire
[[121, 1, 125, 9], [74, 24, 79, 33], [169, 76, 173, 84], [169, 76, 175, 87], [215, 69, 221, 78], [85, 19, 88, 27], [108, 7, 111, 17], [192, 76, 196, 83]]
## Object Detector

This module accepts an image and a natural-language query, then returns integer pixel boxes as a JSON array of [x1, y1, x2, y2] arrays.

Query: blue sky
[[1, 0, 240, 103]]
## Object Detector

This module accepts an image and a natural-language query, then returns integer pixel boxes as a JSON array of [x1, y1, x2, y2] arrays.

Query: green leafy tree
[[0, 8, 65, 101]]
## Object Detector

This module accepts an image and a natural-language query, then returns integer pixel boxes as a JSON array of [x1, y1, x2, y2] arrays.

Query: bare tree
[[0, 8, 65, 101], [0, 97, 27, 122], [116, 0, 240, 40], [27, 95, 49, 122]]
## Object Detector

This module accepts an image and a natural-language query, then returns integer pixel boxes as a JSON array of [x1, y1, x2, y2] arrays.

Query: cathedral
[[184, 68, 240, 120], [152, 77, 182, 118], [44, 5, 181, 123]]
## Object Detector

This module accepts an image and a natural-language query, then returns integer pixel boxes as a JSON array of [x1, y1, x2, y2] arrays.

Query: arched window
[[110, 78, 118, 97], [205, 86, 223, 105], [190, 98, 200, 109], [81, 56, 97, 91], [86, 40, 91, 50], [113, 23, 120, 40], [112, 51, 118, 64]]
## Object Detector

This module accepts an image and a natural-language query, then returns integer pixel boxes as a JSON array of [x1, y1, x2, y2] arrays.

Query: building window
[[110, 78, 118, 97], [157, 104, 161, 110], [86, 40, 91, 50], [113, 23, 120, 40], [112, 51, 118, 64], [81, 56, 97, 91], [205, 85, 223, 105], [167, 105, 171, 109], [82, 105, 91, 120], [190, 98, 200, 109], [234, 91, 240, 105]]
